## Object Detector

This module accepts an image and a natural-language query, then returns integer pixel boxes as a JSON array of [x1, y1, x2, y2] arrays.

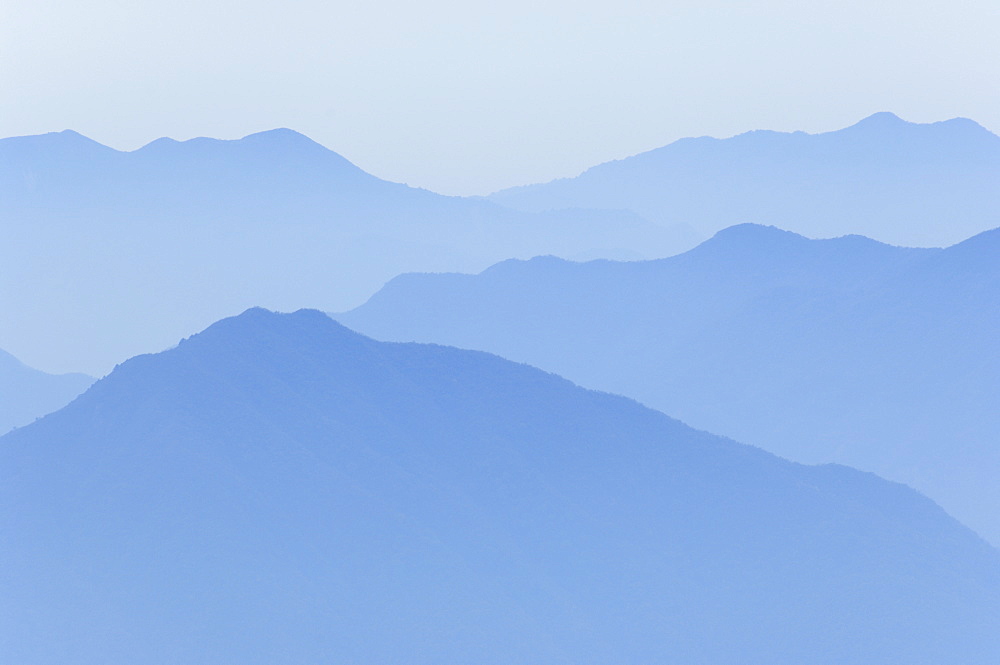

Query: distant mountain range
[[0, 348, 93, 434], [0, 128, 684, 375], [6, 113, 998, 374], [337, 223, 1000, 545], [490, 112, 1000, 247], [2, 308, 998, 663]]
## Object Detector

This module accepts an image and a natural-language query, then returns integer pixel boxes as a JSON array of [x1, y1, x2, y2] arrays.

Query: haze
[[4, 0, 1000, 659], [3, 0, 998, 195]]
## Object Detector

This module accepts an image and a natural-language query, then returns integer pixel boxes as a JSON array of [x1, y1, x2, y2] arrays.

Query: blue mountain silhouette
[[2, 308, 998, 663], [337, 223, 1000, 545], [0, 348, 93, 434], [489, 112, 1000, 247], [0, 128, 684, 375]]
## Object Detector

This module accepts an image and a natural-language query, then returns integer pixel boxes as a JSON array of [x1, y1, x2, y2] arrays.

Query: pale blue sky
[[3, 0, 998, 195]]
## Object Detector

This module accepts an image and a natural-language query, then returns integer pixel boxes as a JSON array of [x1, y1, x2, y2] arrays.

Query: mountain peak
[[834, 112, 914, 138], [125, 128, 371, 181], [227, 306, 342, 328], [4, 306, 1000, 663], [931, 116, 998, 140], [0, 129, 117, 156], [235, 128, 339, 156], [853, 111, 907, 127], [698, 223, 808, 252], [840, 112, 997, 141], [241, 127, 317, 144], [0, 347, 28, 372], [133, 128, 333, 156], [935, 224, 1000, 268], [56, 129, 88, 139], [188, 308, 354, 347]]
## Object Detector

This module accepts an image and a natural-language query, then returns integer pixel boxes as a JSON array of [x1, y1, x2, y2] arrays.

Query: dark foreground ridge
[[2, 308, 998, 664]]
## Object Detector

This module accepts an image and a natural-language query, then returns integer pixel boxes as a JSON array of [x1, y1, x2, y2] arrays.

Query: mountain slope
[[2, 308, 998, 664], [0, 348, 93, 434], [490, 112, 1000, 247], [0, 128, 687, 375], [337, 224, 1000, 545]]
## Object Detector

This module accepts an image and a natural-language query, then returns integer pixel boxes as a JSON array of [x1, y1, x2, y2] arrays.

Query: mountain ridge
[[488, 112, 1000, 247], [3, 307, 999, 663], [337, 223, 1000, 545], [0, 347, 94, 435], [0, 128, 685, 375]]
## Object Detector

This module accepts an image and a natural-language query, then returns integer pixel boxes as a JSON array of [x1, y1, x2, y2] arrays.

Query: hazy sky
[[3, 0, 998, 195]]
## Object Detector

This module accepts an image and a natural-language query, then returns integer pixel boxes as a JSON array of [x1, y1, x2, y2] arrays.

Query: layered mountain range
[[0, 348, 93, 434], [491, 112, 1000, 247], [2, 308, 998, 664], [5, 112, 1000, 658], [6, 113, 999, 376], [0, 128, 679, 375], [338, 223, 1000, 545]]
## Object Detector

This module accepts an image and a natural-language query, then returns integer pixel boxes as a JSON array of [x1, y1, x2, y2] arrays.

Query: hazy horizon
[[4, 111, 996, 197], [4, 0, 999, 195], [5, 2, 1000, 659]]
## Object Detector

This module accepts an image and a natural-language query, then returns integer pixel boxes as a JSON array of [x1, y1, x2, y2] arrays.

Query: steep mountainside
[[490, 112, 1000, 247], [337, 224, 1000, 545], [0, 128, 685, 375], [2, 308, 998, 663], [0, 348, 93, 434]]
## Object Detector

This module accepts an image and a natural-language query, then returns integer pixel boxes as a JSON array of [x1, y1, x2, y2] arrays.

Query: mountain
[[337, 224, 1000, 545], [0, 348, 93, 434], [2, 308, 998, 663], [489, 112, 1000, 247], [0, 128, 690, 375]]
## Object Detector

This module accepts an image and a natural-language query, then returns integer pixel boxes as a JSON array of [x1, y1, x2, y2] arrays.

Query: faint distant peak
[[820, 233, 894, 248], [50, 129, 106, 144], [223, 128, 340, 162], [837, 111, 998, 140], [127, 128, 376, 180], [136, 128, 326, 152], [641, 113, 915, 159], [188, 307, 360, 348], [672, 223, 812, 261], [704, 223, 807, 247], [206, 306, 334, 331], [480, 254, 573, 276], [240, 127, 318, 145], [0, 347, 28, 372], [139, 136, 179, 146], [850, 111, 907, 128], [0, 129, 118, 155], [0, 346, 94, 380], [694, 224, 930, 263], [938, 225, 1000, 261], [931, 116, 998, 139], [56, 129, 90, 139], [243, 128, 357, 161]]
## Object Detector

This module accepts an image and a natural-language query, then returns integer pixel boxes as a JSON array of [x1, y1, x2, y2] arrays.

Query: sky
[[2, 0, 999, 195]]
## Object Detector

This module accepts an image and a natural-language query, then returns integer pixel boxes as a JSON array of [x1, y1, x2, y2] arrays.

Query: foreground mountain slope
[[0, 348, 93, 434], [490, 112, 1000, 246], [2, 308, 998, 664], [0, 128, 683, 375], [337, 224, 1000, 545]]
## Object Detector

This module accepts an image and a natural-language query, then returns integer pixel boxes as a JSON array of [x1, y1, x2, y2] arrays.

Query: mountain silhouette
[[2, 308, 998, 663], [0, 348, 93, 434], [489, 112, 1000, 247], [337, 223, 1000, 545], [0, 128, 688, 375]]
